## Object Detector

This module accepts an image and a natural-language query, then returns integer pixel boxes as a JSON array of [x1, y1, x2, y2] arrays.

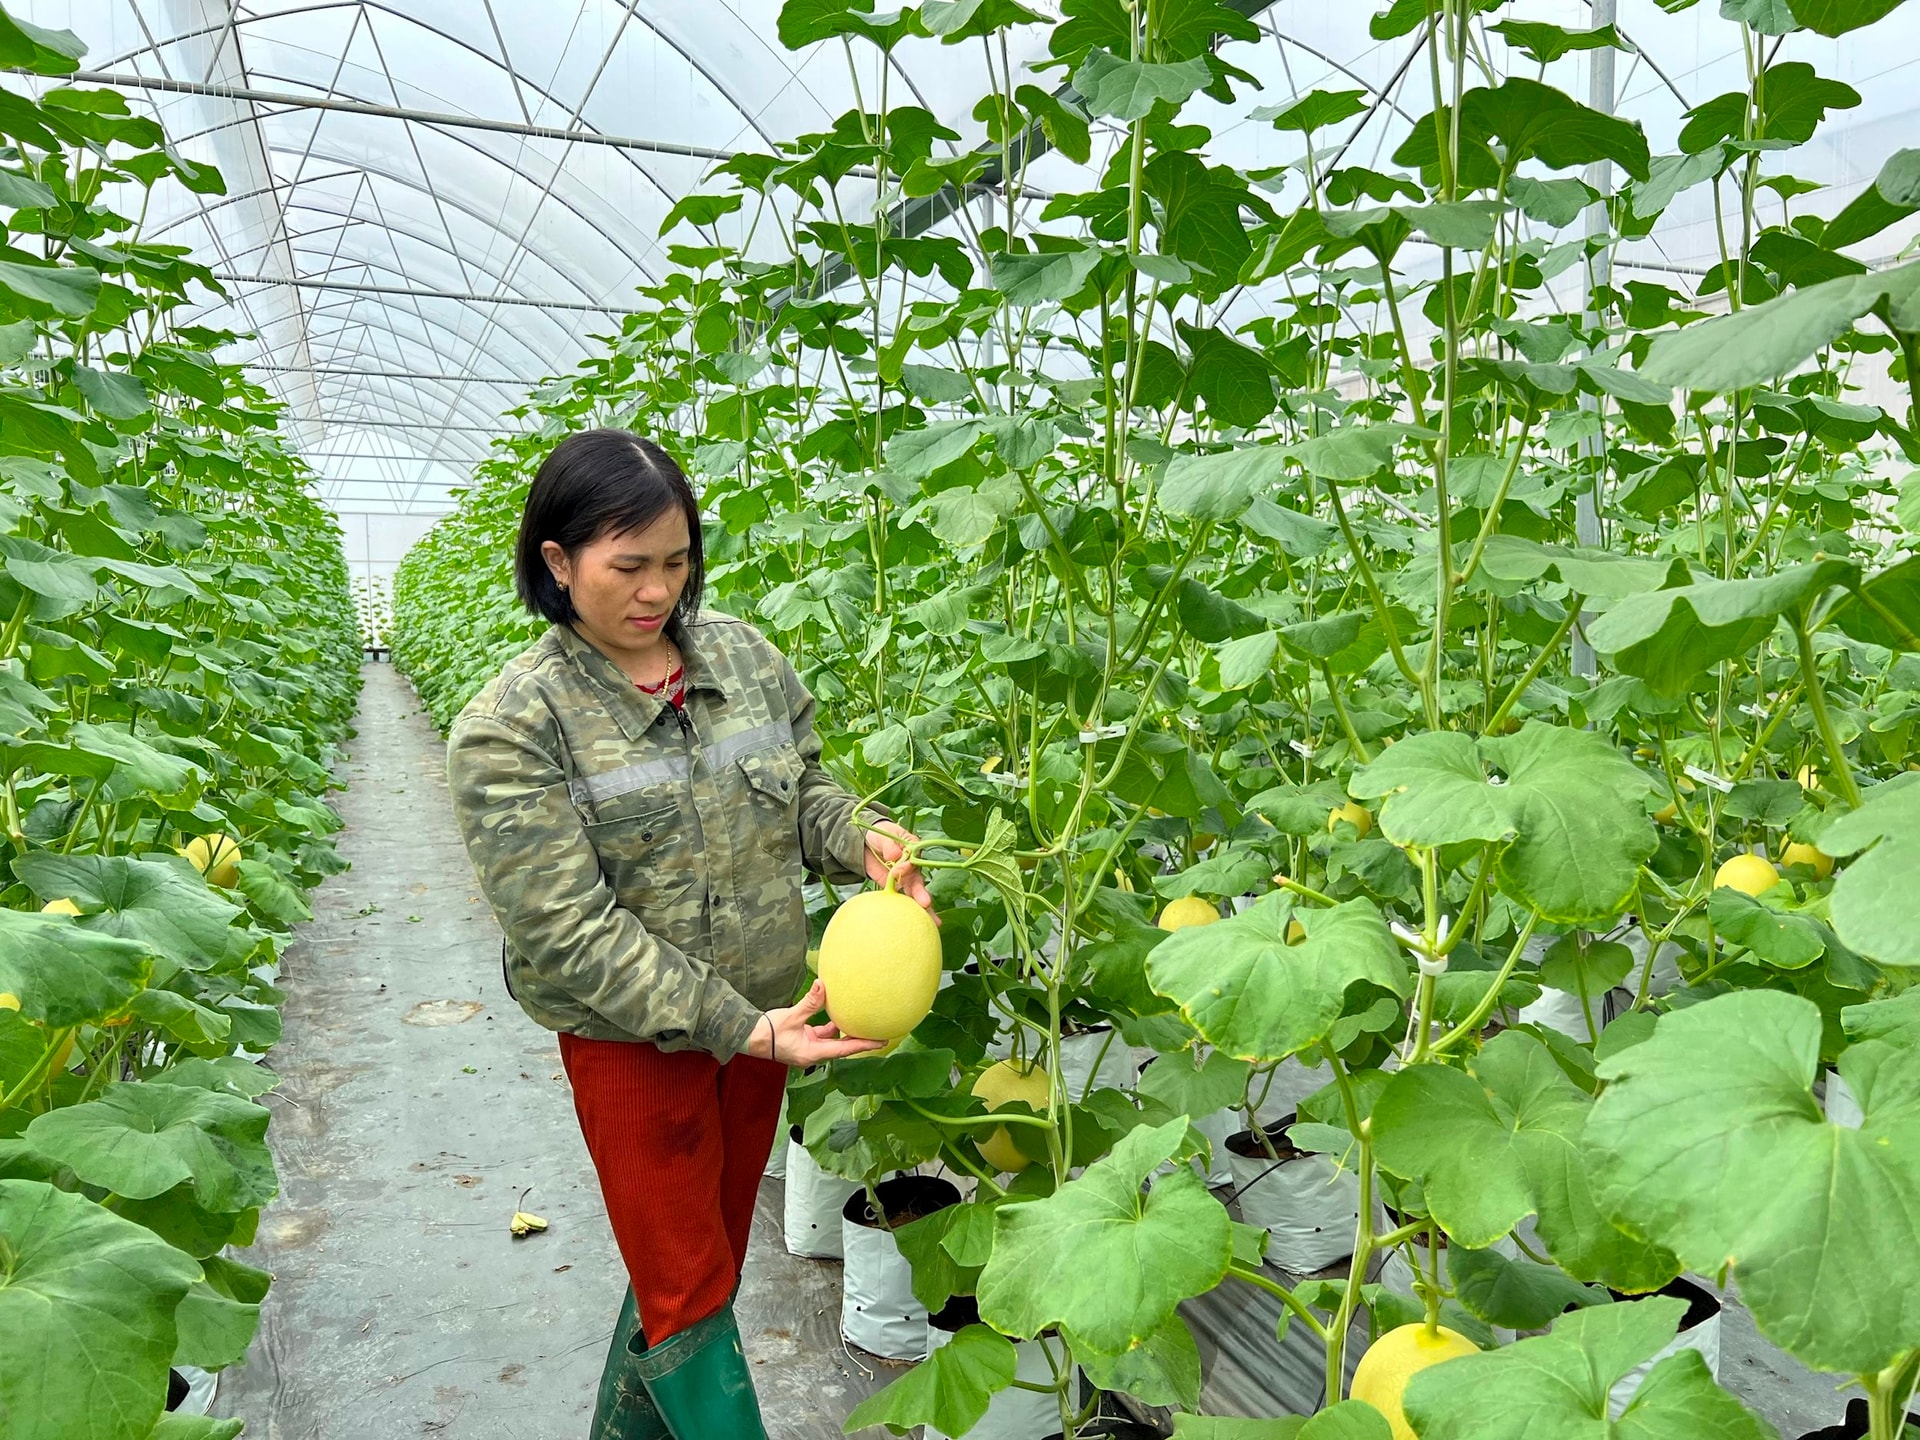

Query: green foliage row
[[393, 1, 1920, 1437], [0, 9, 360, 1438]]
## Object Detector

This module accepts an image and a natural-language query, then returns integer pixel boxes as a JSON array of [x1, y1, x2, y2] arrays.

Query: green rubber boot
[[592, 1286, 671, 1440], [633, 1299, 768, 1440]]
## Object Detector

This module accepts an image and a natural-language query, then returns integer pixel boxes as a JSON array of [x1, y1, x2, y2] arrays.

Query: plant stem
[[1323, 1116, 1375, 1408], [1227, 1262, 1330, 1340], [1795, 620, 1861, 808], [1433, 911, 1539, 1054], [1324, 474, 1426, 704], [1321, 662, 1373, 764], [1276, 875, 1339, 907], [1485, 597, 1583, 734]]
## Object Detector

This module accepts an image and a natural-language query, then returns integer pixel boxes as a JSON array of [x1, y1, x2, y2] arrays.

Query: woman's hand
[[746, 979, 890, 1067], [863, 818, 936, 917]]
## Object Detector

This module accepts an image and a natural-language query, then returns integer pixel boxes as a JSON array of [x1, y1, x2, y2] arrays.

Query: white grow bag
[[1191, 1107, 1237, 1189], [1254, 1056, 1333, 1128], [1825, 1071, 1864, 1128], [1227, 1125, 1360, 1273], [783, 1132, 860, 1259], [764, 1093, 790, 1179], [1517, 985, 1632, 1043], [1619, 922, 1685, 998], [1059, 1028, 1137, 1101], [1607, 1276, 1721, 1417], [841, 1177, 962, 1360], [925, 1300, 1068, 1440]]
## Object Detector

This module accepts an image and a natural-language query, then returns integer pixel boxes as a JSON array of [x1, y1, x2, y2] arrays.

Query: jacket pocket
[[583, 799, 701, 915], [736, 745, 804, 858]]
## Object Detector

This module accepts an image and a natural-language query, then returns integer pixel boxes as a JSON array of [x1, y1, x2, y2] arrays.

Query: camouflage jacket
[[446, 613, 880, 1057]]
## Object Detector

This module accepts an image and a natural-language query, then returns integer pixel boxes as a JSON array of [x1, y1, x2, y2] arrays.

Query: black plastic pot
[[1606, 1273, 1720, 1329], [843, 1173, 963, 1231], [930, 1292, 982, 1333], [1795, 1399, 1920, 1439], [166, 1369, 189, 1411]]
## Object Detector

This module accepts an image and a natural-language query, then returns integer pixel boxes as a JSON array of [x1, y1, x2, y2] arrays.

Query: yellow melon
[[41, 898, 81, 916], [181, 833, 243, 889], [816, 886, 942, 1041], [1351, 1323, 1480, 1440], [1157, 896, 1221, 931], [972, 1060, 1050, 1173], [1714, 853, 1780, 897], [1780, 842, 1834, 880], [1328, 802, 1373, 838]]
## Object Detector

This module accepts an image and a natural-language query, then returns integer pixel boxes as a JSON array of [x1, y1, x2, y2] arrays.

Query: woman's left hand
[[864, 818, 936, 917]]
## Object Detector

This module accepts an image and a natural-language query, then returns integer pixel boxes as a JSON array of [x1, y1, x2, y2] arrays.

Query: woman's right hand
[[747, 979, 890, 1067]]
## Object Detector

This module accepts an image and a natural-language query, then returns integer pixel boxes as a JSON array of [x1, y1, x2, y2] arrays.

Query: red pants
[[559, 1033, 788, 1343]]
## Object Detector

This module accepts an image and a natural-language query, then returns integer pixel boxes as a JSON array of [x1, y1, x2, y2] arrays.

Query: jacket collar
[[550, 615, 728, 738]]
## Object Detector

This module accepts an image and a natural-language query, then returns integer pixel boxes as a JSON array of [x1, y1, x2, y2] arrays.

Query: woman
[[446, 429, 931, 1439]]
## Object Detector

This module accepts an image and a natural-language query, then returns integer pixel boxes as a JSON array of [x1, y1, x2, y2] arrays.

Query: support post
[[1571, 0, 1618, 679]]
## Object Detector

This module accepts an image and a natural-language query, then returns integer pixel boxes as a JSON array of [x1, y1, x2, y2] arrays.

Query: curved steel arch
[[287, 287, 565, 376], [275, 279, 590, 379], [151, 127, 664, 294], [212, 292, 570, 405], [219, 198, 623, 329], [306, 368, 518, 434], [103, 1, 770, 212], [192, 266, 591, 374], [308, 360, 520, 427], [169, 64, 691, 254], [259, 116, 669, 285]]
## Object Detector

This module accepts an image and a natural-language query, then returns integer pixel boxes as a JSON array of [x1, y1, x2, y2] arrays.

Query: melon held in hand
[[816, 882, 942, 1041]]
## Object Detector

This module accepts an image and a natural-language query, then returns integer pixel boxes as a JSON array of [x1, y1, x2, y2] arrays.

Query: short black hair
[[514, 429, 705, 627]]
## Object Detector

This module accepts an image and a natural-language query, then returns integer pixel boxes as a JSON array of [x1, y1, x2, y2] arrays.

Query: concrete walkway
[[215, 662, 890, 1440]]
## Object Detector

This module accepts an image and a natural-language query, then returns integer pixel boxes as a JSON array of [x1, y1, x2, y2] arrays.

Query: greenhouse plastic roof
[[12, 1, 1920, 515]]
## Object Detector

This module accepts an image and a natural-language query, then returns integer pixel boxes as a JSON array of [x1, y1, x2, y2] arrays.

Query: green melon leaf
[[1371, 1033, 1678, 1289], [842, 1323, 1018, 1436], [13, 853, 250, 970], [1801, 775, 1920, 963], [24, 1083, 276, 1212], [1159, 444, 1290, 521], [1074, 49, 1213, 122], [171, 1253, 270, 1369], [1706, 888, 1826, 969], [1448, 1243, 1609, 1330], [1787, 0, 1906, 35], [1640, 257, 1920, 393], [1350, 724, 1657, 924], [147, 1416, 245, 1440], [1590, 990, 1920, 1374], [989, 245, 1103, 306], [1071, 1310, 1202, 1408], [0, 1178, 200, 1440], [1402, 1297, 1775, 1440], [0, 909, 151, 1026], [0, 259, 100, 317], [977, 1119, 1232, 1351], [1585, 559, 1858, 694], [1146, 895, 1409, 1064]]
